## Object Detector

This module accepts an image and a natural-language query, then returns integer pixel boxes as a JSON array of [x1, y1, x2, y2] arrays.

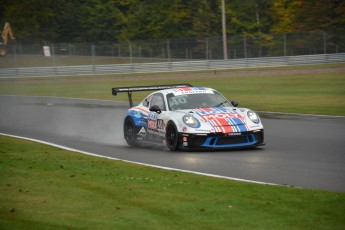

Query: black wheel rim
[[167, 127, 176, 147], [125, 121, 134, 141]]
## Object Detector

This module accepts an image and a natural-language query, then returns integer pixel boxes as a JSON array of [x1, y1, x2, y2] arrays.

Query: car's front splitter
[[179, 130, 264, 150]]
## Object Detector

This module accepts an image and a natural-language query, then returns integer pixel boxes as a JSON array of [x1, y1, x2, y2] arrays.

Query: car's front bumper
[[179, 130, 264, 150]]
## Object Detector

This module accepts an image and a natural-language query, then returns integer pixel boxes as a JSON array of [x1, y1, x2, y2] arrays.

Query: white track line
[[0, 132, 280, 187]]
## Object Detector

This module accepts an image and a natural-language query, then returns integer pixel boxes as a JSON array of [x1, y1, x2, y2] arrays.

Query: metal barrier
[[1, 53, 344, 78]]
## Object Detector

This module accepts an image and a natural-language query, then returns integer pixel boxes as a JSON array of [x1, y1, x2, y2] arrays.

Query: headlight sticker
[[247, 110, 260, 124], [183, 115, 200, 128]]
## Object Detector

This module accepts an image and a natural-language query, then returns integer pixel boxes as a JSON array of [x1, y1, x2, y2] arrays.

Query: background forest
[[1, 0, 344, 45]]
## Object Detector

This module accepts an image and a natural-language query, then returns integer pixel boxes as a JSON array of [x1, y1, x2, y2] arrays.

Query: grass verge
[[0, 64, 344, 116], [0, 135, 344, 229]]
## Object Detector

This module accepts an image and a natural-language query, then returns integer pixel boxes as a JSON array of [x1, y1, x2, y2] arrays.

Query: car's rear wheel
[[124, 117, 139, 146], [166, 122, 180, 151]]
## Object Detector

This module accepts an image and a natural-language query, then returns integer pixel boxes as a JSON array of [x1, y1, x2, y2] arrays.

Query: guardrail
[[1, 53, 344, 78]]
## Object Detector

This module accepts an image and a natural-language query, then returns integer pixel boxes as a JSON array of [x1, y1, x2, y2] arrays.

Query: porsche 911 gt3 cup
[[112, 84, 264, 151]]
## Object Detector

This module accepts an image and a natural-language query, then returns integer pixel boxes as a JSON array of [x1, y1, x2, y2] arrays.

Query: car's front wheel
[[124, 117, 139, 146], [166, 122, 180, 151]]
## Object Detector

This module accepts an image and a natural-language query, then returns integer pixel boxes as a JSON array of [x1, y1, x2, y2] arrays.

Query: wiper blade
[[213, 100, 228, 108]]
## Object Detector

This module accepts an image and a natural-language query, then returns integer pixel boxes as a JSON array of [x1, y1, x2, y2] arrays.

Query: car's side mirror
[[231, 101, 239, 107], [149, 105, 162, 114]]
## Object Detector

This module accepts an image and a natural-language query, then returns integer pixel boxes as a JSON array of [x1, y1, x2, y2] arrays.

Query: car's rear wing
[[112, 83, 193, 107]]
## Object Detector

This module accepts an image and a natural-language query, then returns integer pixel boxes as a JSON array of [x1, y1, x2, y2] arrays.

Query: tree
[[0, 0, 343, 46], [78, 0, 132, 42]]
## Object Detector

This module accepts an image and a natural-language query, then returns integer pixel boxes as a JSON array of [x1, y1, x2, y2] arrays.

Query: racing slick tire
[[124, 117, 139, 146], [166, 122, 180, 151]]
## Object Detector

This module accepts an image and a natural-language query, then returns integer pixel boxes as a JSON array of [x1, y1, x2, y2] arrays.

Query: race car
[[112, 84, 264, 151]]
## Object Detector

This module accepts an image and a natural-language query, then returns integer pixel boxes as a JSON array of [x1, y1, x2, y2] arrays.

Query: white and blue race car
[[112, 84, 264, 151]]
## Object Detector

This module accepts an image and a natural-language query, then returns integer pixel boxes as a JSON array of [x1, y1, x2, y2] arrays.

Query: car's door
[[147, 93, 168, 138]]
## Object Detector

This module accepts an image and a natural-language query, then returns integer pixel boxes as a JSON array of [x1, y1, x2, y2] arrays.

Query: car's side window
[[142, 95, 152, 108], [151, 93, 166, 111]]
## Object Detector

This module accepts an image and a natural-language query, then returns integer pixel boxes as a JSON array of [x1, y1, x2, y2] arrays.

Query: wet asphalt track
[[1, 96, 344, 192]]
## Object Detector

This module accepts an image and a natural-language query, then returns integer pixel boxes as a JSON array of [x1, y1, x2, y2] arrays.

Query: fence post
[[205, 37, 209, 60], [323, 31, 327, 54], [91, 44, 96, 72], [243, 35, 247, 58], [69, 43, 72, 55], [284, 34, 287, 56], [167, 39, 171, 62], [14, 43, 18, 69], [128, 41, 132, 64], [52, 44, 56, 67], [258, 35, 262, 57]]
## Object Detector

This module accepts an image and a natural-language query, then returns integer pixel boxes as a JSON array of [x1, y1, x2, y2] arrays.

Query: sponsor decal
[[169, 96, 187, 107], [148, 120, 157, 129], [147, 129, 165, 137], [138, 127, 147, 135], [147, 112, 158, 120], [194, 108, 248, 133], [147, 112, 165, 131], [194, 108, 242, 118], [136, 120, 147, 126], [173, 87, 214, 96], [147, 111, 159, 130], [148, 119, 165, 131], [226, 132, 241, 136], [194, 129, 212, 132], [157, 119, 165, 131]]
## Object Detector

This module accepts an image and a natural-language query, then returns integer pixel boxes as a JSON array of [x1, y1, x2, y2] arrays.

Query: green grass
[[0, 135, 344, 229], [0, 64, 344, 115]]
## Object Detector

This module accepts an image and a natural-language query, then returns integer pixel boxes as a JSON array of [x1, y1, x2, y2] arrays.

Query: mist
[[0, 96, 127, 146]]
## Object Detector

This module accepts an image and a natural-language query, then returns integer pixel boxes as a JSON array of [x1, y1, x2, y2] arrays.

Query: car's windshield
[[167, 91, 232, 111]]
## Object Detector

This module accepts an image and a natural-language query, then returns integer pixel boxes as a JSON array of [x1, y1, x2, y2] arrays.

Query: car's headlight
[[247, 110, 260, 124], [183, 115, 200, 128]]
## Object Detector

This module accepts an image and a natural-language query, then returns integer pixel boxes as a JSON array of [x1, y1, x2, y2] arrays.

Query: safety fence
[[0, 53, 344, 78], [4, 31, 345, 62]]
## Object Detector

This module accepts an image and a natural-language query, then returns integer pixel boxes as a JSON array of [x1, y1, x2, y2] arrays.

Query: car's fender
[[125, 108, 148, 127]]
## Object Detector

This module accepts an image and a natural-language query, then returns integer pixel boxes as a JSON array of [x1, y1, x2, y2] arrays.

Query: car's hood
[[191, 107, 243, 120], [175, 107, 252, 133]]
